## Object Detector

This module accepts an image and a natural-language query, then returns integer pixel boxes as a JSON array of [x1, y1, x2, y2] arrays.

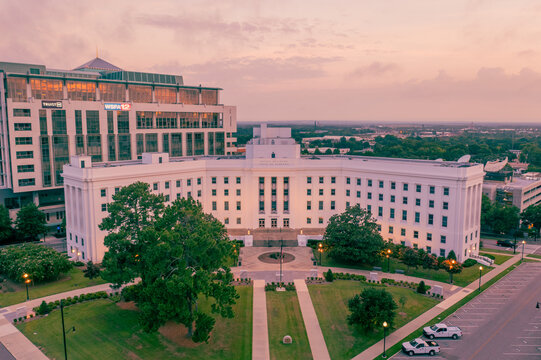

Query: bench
[[373, 266, 382, 271], [395, 269, 405, 274]]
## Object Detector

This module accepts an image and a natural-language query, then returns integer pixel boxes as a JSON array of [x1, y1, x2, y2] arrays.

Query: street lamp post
[[478, 266, 483, 292], [449, 259, 456, 284], [386, 249, 392, 272], [521, 240, 526, 261], [382, 321, 388, 358], [22, 273, 30, 300], [61, 299, 76, 360], [318, 243, 323, 265]]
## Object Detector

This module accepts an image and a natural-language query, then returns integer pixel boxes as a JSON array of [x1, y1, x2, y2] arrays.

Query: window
[[330, 201, 335, 210], [443, 202, 448, 210], [236, 189, 241, 196], [429, 200, 434, 208], [379, 180, 384, 188], [236, 177, 241, 184], [443, 187, 449, 196], [236, 201, 241, 210], [403, 183, 409, 191], [378, 206, 383, 217], [307, 217, 312, 224], [237, 217, 241, 224], [379, 194, 383, 201], [319, 201, 324, 210], [14, 123, 32, 131], [224, 189, 229, 196], [307, 176, 312, 184], [415, 212, 420, 223], [389, 226, 394, 234], [416, 184, 421, 193], [224, 218, 229, 224], [271, 218, 277, 228], [427, 233, 432, 241], [224, 177, 229, 184], [426, 246, 431, 253], [331, 189, 336, 196], [346, 189, 350, 196], [212, 189, 216, 196], [346, 177, 351, 184], [377, 224, 382, 232], [307, 201, 312, 210], [391, 182, 396, 190], [212, 201, 217, 211], [284, 218, 289, 227], [390, 208, 395, 219], [414, 231, 419, 239], [187, 179, 192, 186], [331, 176, 336, 184], [367, 205, 372, 213], [401, 228, 406, 236], [153, 183, 158, 191], [259, 219, 265, 228], [115, 187, 120, 194], [197, 178, 202, 185], [165, 181, 170, 189], [356, 191, 361, 198], [307, 189, 312, 196], [319, 177, 324, 184], [319, 189, 324, 196], [413, 243, 418, 249], [415, 198, 421, 206], [440, 235, 446, 244], [346, 201, 350, 208], [442, 216, 448, 227], [15, 137, 32, 145], [16, 151, 33, 159], [18, 178, 35, 187], [402, 210, 407, 221], [440, 249, 446, 257], [428, 214, 434, 225], [390, 195, 395, 203], [319, 217, 324, 224], [212, 177, 217, 184], [429, 186, 435, 194], [197, 190, 201, 197], [367, 192, 372, 200], [101, 204, 107, 212], [165, 195, 170, 202], [101, 189, 106, 197], [357, 178, 361, 186], [368, 179, 372, 187], [224, 201, 229, 211], [402, 197, 408, 205], [176, 193, 181, 199], [17, 165, 34, 173]]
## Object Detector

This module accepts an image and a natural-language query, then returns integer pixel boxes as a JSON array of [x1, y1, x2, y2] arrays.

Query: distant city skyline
[[2, 0, 541, 123]]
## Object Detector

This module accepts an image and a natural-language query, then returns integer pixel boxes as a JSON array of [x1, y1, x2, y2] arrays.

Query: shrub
[[417, 281, 427, 294], [484, 253, 496, 260], [36, 300, 51, 315], [13, 319, 17, 323], [463, 259, 478, 267], [324, 269, 334, 282], [73, 261, 85, 267]]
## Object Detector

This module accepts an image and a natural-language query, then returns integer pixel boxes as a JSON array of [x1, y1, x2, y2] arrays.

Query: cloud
[[348, 62, 400, 78]]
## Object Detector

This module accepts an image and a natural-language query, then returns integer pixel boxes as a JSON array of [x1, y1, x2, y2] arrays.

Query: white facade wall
[[63, 147, 484, 263]]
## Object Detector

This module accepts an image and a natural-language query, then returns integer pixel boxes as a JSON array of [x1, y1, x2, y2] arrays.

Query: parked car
[[402, 338, 440, 356], [423, 323, 462, 339], [497, 239, 515, 248]]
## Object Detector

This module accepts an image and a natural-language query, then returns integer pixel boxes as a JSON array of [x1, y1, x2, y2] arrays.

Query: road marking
[[503, 353, 541, 356]]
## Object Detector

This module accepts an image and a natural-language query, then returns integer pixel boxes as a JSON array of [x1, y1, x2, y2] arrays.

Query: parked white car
[[402, 338, 440, 356], [423, 323, 462, 339]]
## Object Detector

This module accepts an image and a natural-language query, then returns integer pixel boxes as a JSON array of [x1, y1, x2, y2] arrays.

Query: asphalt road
[[392, 261, 541, 360]]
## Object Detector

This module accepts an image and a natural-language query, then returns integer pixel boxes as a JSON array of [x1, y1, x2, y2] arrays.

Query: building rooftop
[[73, 57, 123, 72]]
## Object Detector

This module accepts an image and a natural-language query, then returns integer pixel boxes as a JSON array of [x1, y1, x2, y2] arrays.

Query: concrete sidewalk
[[352, 253, 524, 360], [294, 279, 331, 360], [0, 316, 47, 360], [252, 280, 270, 360]]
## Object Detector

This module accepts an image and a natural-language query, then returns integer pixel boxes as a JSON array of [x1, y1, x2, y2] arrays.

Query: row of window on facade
[[308, 176, 451, 195], [7, 78, 219, 105]]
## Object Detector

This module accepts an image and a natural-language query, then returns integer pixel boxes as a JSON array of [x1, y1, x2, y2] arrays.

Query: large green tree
[[0, 204, 13, 244], [100, 182, 238, 343], [521, 204, 541, 238], [347, 288, 397, 331], [323, 205, 384, 265], [481, 195, 520, 235], [15, 203, 47, 240]]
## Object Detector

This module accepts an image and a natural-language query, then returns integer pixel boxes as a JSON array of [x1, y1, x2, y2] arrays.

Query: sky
[[1, 0, 541, 123]]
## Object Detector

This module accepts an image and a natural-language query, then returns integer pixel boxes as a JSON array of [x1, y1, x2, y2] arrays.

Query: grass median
[[17, 285, 253, 360], [0, 267, 107, 307], [479, 252, 513, 265], [307, 280, 438, 360], [372, 262, 520, 359]]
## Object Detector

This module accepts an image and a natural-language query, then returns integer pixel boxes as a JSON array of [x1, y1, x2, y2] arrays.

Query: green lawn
[[315, 250, 493, 287], [526, 254, 541, 260], [479, 252, 513, 265], [17, 286, 253, 360], [308, 280, 438, 360], [479, 247, 515, 254], [267, 291, 312, 360], [0, 267, 107, 307]]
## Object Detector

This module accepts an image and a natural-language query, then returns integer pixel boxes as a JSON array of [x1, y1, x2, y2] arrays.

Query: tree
[[399, 296, 407, 310], [446, 250, 457, 261], [100, 182, 238, 342], [347, 288, 397, 331], [481, 194, 492, 232], [323, 205, 384, 265], [83, 261, 101, 279], [442, 259, 463, 283], [324, 269, 334, 282], [402, 247, 419, 273], [15, 203, 47, 241], [421, 253, 439, 273], [417, 281, 427, 294], [490, 203, 520, 235], [0, 204, 13, 244], [521, 204, 541, 239]]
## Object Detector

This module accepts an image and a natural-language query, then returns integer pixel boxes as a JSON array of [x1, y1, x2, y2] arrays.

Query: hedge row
[[265, 282, 296, 291]]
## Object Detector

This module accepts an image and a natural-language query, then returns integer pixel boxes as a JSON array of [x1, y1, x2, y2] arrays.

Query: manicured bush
[[417, 281, 427, 294], [324, 269, 334, 282], [35, 300, 51, 315], [0, 243, 73, 283], [463, 259, 478, 267], [73, 261, 85, 267], [483, 253, 496, 260]]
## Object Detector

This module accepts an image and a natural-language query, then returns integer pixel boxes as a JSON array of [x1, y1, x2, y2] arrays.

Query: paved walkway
[[294, 279, 331, 360], [252, 280, 270, 360], [352, 253, 524, 360]]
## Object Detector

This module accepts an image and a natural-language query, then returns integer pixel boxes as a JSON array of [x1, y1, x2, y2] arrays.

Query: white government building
[[63, 125, 484, 263]]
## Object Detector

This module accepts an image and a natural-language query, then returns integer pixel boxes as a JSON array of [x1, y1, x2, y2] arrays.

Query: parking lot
[[392, 261, 541, 359]]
